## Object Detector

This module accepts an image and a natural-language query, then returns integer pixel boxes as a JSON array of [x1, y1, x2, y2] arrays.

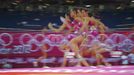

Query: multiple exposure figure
[[38, 8, 110, 67]]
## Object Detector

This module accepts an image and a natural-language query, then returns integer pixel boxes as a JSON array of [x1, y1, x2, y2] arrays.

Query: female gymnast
[[60, 8, 109, 67], [40, 8, 109, 67]]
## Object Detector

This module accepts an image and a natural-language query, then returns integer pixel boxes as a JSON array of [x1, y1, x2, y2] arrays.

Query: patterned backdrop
[[0, 31, 134, 68]]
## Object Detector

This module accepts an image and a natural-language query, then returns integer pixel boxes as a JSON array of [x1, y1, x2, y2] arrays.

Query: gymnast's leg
[[70, 43, 90, 66]]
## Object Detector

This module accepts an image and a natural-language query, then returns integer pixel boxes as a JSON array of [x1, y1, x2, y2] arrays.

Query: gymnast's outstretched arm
[[48, 22, 66, 32]]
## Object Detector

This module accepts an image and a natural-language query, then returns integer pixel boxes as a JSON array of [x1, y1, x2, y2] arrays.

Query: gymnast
[[58, 9, 89, 67], [59, 8, 109, 67], [40, 8, 109, 67]]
